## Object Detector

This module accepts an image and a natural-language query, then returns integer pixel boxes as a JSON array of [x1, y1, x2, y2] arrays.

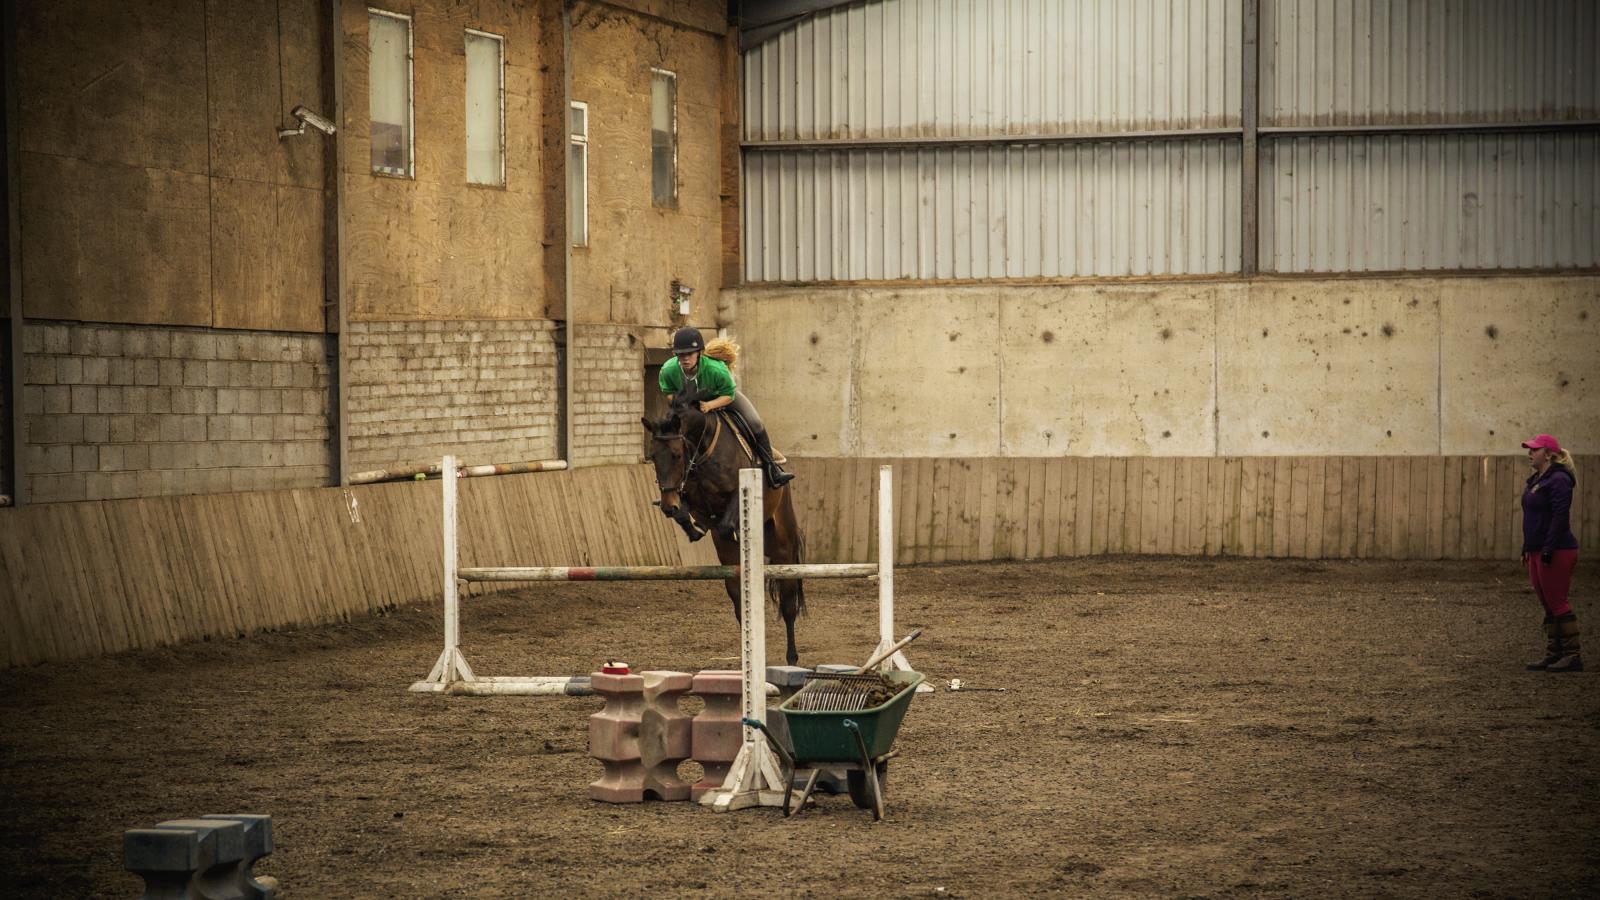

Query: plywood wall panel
[[18, 0, 210, 172], [785, 456, 1592, 566], [212, 179, 327, 332], [9, 456, 1584, 667], [0, 464, 689, 667], [21, 154, 213, 324]]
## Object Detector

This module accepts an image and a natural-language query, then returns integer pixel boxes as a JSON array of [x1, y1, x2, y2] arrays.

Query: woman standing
[[1521, 434, 1582, 672]]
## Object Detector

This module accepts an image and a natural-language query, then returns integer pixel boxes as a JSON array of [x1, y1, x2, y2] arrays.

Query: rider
[[659, 326, 794, 488]]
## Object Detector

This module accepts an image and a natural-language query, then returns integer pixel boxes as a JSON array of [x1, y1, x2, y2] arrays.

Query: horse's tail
[[704, 337, 739, 370]]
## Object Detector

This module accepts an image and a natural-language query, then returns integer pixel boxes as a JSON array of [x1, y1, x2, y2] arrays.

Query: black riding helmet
[[671, 326, 704, 356]]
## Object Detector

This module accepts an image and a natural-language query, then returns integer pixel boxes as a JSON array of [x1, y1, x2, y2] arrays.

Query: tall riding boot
[[751, 428, 794, 487], [1527, 616, 1561, 670], [1546, 613, 1583, 672]]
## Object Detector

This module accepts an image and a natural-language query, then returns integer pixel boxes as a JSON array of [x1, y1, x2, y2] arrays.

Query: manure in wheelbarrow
[[788, 672, 905, 712]]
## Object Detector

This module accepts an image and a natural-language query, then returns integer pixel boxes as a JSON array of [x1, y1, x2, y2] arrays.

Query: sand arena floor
[[2, 557, 1597, 898]]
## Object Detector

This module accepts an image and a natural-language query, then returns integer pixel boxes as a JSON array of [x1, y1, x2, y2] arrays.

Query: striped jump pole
[[409, 458, 916, 697]]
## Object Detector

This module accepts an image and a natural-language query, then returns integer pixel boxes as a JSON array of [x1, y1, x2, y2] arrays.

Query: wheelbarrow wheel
[[847, 761, 888, 810]]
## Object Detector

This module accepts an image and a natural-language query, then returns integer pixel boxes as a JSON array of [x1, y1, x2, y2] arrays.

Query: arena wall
[[0, 463, 708, 668], [732, 274, 1600, 459], [785, 456, 1599, 566]]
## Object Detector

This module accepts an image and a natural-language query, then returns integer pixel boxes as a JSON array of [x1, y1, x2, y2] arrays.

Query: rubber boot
[[1527, 616, 1561, 670], [1545, 613, 1583, 672], [752, 428, 795, 487]]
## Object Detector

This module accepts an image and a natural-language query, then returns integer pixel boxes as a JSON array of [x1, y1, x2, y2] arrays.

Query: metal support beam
[[1241, 0, 1260, 277], [330, 0, 350, 485], [3, 0, 24, 506], [743, 127, 1245, 153], [1259, 120, 1600, 137], [559, 0, 576, 467]]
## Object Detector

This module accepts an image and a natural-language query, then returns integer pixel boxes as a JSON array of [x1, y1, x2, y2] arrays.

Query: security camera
[[278, 105, 336, 139]]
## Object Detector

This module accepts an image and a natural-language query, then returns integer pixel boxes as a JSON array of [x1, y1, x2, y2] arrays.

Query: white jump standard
[[409, 458, 916, 697]]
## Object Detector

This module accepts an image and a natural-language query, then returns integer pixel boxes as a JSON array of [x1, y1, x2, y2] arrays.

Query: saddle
[[718, 409, 786, 465]]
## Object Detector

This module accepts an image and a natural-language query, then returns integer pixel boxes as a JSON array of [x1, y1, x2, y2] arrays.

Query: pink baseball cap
[[1521, 434, 1562, 452]]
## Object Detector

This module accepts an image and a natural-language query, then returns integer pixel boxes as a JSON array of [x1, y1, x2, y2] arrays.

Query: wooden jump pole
[[703, 468, 786, 811], [409, 459, 917, 696]]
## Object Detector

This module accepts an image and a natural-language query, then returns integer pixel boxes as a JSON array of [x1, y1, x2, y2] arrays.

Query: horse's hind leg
[[778, 580, 802, 666]]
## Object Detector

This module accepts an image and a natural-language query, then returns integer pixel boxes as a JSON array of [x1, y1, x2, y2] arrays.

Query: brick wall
[[345, 320, 560, 472], [20, 322, 332, 502], [572, 325, 643, 465]]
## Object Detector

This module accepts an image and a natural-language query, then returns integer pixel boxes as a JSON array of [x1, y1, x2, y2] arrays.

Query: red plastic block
[[690, 670, 744, 801], [588, 671, 646, 802], [639, 671, 693, 801]]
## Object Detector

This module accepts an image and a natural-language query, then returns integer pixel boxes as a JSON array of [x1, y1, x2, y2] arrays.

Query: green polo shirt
[[659, 355, 736, 399]]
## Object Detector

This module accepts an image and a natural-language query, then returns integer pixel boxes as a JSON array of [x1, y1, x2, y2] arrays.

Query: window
[[464, 29, 505, 186], [368, 9, 413, 177], [569, 101, 589, 246], [650, 69, 676, 208]]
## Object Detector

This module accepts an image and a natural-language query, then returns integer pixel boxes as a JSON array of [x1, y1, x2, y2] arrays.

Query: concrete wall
[[733, 275, 1600, 458], [344, 320, 559, 472], [568, 0, 726, 328], [571, 324, 647, 465], [20, 322, 332, 502]]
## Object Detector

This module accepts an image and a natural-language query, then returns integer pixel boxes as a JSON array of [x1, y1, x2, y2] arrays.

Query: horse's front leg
[[714, 495, 739, 541], [710, 530, 741, 624], [674, 507, 706, 542]]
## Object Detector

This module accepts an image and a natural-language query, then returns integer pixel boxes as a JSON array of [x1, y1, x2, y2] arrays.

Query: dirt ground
[[2, 557, 1598, 898]]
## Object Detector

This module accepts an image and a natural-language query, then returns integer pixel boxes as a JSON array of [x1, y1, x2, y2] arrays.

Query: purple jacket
[[1521, 464, 1579, 555]]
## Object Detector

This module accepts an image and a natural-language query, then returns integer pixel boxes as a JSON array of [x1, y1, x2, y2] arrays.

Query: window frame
[[367, 7, 416, 179], [569, 100, 589, 247], [649, 67, 678, 209], [463, 27, 507, 188]]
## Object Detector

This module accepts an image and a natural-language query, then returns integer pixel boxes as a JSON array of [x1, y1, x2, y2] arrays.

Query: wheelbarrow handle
[[740, 716, 796, 771]]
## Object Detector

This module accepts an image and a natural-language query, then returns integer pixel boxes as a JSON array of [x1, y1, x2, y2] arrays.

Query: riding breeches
[[730, 390, 764, 433]]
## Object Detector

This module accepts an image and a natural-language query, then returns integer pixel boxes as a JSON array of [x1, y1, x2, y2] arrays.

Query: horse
[[641, 385, 806, 666]]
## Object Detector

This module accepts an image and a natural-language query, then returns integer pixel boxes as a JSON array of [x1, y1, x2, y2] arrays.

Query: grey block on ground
[[201, 814, 276, 899], [765, 665, 809, 699], [126, 814, 277, 900], [815, 663, 858, 675]]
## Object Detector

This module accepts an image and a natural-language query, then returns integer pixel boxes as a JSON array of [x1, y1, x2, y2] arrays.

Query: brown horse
[[641, 386, 806, 666]]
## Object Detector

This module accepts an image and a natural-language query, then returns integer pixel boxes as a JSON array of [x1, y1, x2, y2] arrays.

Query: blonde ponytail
[[703, 337, 740, 370], [1554, 448, 1578, 478]]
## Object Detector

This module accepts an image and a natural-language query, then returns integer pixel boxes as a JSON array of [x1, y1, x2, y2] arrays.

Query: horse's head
[[641, 413, 688, 510]]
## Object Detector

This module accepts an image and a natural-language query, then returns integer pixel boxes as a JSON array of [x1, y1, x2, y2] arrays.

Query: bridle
[[654, 412, 723, 496]]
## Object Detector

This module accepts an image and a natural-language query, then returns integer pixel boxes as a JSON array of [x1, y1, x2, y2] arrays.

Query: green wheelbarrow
[[743, 669, 925, 820]]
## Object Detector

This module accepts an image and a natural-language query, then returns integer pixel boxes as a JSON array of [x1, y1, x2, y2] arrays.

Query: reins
[[657, 412, 724, 495]]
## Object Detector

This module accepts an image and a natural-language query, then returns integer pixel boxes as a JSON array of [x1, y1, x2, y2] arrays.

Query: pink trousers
[[1524, 549, 1579, 618]]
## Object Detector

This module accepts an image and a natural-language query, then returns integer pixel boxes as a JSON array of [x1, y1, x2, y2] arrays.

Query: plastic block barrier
[[638, 670, 693, 801], [124, 813, 276, 899], [689, 670, 743, 802], [588, 671, 648, 802]]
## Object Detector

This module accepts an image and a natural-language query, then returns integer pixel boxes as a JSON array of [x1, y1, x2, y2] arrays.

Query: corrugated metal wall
[[1262, 132, 1600, 272], [1261, 0, 1600, 125], [743, 0, 1242, 139], [746, 142, 1239, 280], [742, 0, 1600, 281]]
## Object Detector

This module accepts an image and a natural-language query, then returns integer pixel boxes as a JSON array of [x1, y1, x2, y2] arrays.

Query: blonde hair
[[1553, 448, 1577, 477], [703, 337, 739, 370]]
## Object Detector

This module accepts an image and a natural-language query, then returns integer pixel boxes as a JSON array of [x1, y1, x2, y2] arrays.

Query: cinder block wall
[[20, 322, 332, 502], [572, 325, 643, 466], [345, 320, 560, 473]]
